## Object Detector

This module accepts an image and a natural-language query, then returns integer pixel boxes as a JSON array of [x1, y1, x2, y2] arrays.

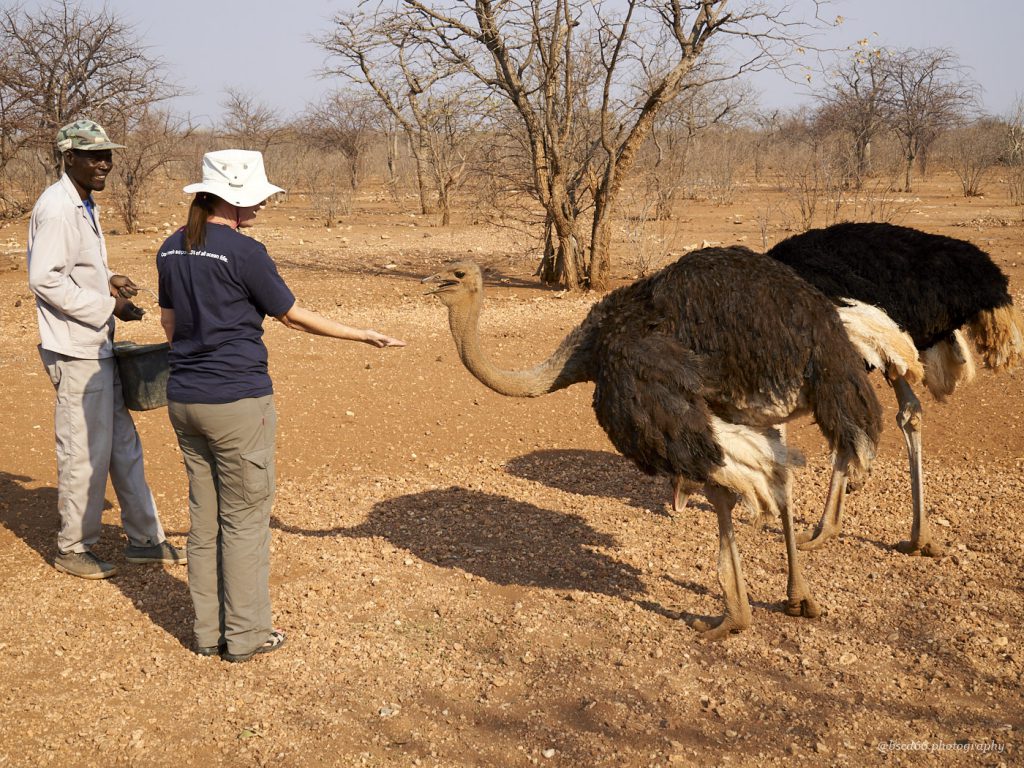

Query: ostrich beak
[[421, 272, 454, 295]]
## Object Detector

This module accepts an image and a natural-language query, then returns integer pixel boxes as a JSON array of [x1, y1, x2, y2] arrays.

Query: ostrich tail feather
[[968, 303, 1024, 371]]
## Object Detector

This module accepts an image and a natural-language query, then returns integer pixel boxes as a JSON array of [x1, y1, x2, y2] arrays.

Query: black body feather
[[766, 223, 1012, 350], [586, 246, 882, 482]]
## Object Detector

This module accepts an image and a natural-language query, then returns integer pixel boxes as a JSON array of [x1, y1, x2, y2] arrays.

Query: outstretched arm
[[275, 303, 406, 348]]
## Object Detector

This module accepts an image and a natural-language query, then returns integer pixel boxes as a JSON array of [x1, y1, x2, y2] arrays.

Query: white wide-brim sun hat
[[184, 149, 285, 207]]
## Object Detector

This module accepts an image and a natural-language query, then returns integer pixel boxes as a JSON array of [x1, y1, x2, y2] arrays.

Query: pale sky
[[37, 0, 1024, 123]]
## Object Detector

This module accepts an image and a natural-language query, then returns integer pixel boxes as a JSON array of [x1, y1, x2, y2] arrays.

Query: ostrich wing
[[593, 333, 722, 481]]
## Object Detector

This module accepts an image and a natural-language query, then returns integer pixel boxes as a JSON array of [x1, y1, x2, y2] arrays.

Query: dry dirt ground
[[0, 175, 1021, 768]]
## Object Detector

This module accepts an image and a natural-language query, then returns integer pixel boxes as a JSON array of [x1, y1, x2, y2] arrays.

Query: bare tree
[[750, 109, 783, 183], [219, 87, 288, 152], [815, 41, 891, 187], [317, 10, 490, 222], [0, 50, 35, 215], [945, 118, 1004, 198], [646, 73, 750, 218], [109, 109, 195, 233], [0, 0, 178, 179], [1005, 98, 1024, 206], [880, 47, 977, 192], [301, 90, 381, 190], [382, 0, 823, 290], [292, 144, 354, 227], [1005, 97, 1024, 165]]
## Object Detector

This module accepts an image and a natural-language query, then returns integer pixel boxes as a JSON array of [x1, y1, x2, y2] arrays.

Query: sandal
[[222, 630, 286, 663]]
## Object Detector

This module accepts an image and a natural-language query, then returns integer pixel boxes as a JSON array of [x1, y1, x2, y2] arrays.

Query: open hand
[[363, 330, 407, 348]]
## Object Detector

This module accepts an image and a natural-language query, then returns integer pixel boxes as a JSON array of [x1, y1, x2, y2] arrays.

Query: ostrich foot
[[784, 596, 820, 618], [796, 527, 835, 551], [688, 614, 748, 639], [895, 538, 945, 558]]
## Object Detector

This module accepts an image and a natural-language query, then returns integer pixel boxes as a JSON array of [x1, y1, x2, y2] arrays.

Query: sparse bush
[[945, 120, 1004, 197]]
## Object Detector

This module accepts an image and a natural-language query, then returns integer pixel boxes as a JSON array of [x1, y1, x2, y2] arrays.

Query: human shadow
[[504, 449, 691, 515], [271, 486, 645, 598], [0, 470, 193, 649]]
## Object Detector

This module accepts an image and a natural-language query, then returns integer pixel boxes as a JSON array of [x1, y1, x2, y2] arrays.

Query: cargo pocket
[[241, 448, 272, 505]]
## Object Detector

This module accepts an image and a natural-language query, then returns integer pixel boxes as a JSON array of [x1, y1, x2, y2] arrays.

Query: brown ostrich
[[424, 247, 882, 637]]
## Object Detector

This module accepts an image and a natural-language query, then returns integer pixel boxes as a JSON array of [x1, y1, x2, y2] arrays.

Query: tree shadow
[[271, 486, 645, 597], [504, 449, 683, 515], [275, 254, 545, 291], [0, 470, 193, 649]]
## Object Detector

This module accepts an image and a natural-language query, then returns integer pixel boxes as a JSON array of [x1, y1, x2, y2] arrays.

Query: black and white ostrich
[[763, 222, 1024, 556], [424, 247, 882, 637]]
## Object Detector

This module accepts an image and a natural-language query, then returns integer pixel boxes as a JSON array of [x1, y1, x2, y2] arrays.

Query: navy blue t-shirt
[[157, 224, 295, 404]]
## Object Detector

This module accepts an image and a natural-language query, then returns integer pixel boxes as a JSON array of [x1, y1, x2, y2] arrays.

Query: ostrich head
[[422, 261, 482, 309]]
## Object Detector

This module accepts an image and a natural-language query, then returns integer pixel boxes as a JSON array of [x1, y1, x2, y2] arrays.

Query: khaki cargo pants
[[168, 395, 276, 656], [39, 348, 165, 554]]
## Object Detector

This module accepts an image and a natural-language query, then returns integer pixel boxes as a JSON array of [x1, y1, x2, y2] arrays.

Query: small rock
[[542, 748, 556, 758]]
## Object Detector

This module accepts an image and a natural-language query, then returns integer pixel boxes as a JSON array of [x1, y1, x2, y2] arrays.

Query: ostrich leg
[[796, 453, 850, 550], [891, 376, 944, 557], [778, 467, 820, 618], [690, 486, 751, 639]]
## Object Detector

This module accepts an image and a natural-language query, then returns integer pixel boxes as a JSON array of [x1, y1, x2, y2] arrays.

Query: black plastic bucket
[[114, 341, 170, 411]]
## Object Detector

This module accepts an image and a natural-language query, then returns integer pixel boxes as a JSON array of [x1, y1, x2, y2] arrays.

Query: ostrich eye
[[454, 270, 465, 279]]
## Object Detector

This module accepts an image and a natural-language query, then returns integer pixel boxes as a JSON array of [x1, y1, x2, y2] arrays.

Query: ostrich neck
[[447, 296, 592, 397]]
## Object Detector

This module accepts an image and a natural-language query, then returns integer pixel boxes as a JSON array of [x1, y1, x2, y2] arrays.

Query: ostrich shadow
[[0, 470, 193, 649], [271, 486, 773, 625], [272, 486, 645, 598], [504, 449, 691, 516]]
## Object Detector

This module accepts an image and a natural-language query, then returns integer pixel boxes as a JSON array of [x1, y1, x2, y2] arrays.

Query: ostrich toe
[[895, 538, 945, 558], [785, 596, 820, 618], [796, 527, 835, 551], [688, 614, 748, 639]]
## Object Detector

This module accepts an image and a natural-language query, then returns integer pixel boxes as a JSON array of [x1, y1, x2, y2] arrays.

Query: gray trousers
[[168, 396, 276, 655], [39, 348, 165, 554]]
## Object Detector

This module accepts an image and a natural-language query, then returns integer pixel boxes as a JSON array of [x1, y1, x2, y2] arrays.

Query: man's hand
[[114, 296, 145, 322], [109, 274, 139, 299]]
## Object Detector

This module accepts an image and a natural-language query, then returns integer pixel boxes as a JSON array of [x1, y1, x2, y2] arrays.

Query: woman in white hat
[[157, 149, 405, 662]]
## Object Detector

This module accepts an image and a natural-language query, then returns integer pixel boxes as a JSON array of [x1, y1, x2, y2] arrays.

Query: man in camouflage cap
[[26, 118, 185, 579]]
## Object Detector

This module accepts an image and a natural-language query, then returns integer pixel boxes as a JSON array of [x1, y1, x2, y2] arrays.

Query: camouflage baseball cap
[[55, 120, 126, 152]]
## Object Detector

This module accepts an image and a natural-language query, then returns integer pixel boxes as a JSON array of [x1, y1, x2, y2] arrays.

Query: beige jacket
[[27, 174, 118, 359]]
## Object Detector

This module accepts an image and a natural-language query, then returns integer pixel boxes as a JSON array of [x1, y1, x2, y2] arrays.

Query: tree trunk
[[438, 185, 450, 227], [413, 154, 436, 215], [854, 136, 872, 188], [538, 219, 560, 284], [589, 199, 613, 291], [903, 151, 915, 192], [537, 214, 583, 290]]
